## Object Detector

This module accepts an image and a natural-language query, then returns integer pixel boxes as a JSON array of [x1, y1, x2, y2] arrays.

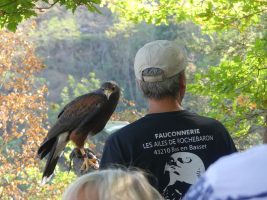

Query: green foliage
[[102, 0, 266, 32], [187, 17, 267, 137], [20, 166, 76, 199], [0, 0, 101, 31], [0, 0, 37, 31], [188, 33, 267, 136], [60, 72, 100, 105]]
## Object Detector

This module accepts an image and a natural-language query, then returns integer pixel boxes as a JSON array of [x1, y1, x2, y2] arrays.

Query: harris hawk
[[37, 81, 120, 184]]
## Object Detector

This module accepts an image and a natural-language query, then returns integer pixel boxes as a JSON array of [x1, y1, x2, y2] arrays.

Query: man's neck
[[148, 97, 183, 114]]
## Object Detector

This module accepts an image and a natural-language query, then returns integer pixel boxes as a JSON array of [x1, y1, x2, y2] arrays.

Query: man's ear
[[136, 79, 141, 89], [178, 71, 186, 103]]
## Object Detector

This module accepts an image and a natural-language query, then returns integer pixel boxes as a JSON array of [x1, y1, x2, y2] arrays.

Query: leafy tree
[[0, 29, 46, 198], [102, 0, 266, 32], [189, 30, 267, 136], [0, 29, 75, 199], [0, 0, 101, 31]]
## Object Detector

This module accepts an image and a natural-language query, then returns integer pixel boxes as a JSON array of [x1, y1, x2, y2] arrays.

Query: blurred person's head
[[134, 40, 187, 103], [62, 168, 163, 200]]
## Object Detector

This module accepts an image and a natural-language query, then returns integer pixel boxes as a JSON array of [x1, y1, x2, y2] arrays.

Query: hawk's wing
[[57, 93, 91, 118], [47, 92, 107, 140]]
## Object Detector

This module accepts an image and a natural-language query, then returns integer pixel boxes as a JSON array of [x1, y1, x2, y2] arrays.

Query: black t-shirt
[[100, 110, 237, 200]]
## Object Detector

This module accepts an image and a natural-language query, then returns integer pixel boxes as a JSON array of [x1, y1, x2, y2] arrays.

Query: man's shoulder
[[185, 110, 224, 128]]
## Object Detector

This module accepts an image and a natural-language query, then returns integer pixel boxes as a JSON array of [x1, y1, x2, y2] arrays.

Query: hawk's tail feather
[[41, 132, 68, 184], [37, 137, 57, 159]]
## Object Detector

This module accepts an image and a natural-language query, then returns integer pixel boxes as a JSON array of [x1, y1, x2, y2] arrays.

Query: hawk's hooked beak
[[104, 89, 113, 99]]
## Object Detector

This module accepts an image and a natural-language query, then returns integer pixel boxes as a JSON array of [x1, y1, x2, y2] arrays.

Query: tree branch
[[226, 8, 267, 26], [258, 67, 267, 70], [35, 0, 59, 11]]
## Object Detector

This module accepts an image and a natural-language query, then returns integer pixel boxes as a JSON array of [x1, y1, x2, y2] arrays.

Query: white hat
[[134, 40, 186, 82]]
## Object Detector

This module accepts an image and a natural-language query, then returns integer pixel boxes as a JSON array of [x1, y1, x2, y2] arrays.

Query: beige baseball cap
[[134, 40, 186, 82]]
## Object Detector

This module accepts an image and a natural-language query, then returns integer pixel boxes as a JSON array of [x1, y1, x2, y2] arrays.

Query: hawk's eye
[[111, 86, 115, 91]]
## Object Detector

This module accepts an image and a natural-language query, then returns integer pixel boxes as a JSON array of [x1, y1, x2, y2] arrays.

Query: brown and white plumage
[[37, 81, 120, 183]]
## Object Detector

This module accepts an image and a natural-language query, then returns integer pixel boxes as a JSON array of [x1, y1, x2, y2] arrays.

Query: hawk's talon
[[80, 157, 99, 172]]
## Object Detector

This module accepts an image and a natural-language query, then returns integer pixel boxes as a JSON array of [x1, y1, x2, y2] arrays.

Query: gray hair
[[62, 169, 163, 200], [138, 68, 184, 99]]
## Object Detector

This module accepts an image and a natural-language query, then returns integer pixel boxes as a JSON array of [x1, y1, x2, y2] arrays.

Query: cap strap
[[142, 74, 164, 82]]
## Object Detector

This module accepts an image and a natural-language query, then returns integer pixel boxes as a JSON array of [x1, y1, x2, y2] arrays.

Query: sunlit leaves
[[102, 0, 190, 27], [103, 0, 266, 32], [188, 36, 267, 137], [0, 30, 50, 198], [0, 29, 79, 199]]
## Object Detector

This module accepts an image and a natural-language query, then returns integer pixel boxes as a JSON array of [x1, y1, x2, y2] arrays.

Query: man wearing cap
[[100, 40, 237, 200]]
